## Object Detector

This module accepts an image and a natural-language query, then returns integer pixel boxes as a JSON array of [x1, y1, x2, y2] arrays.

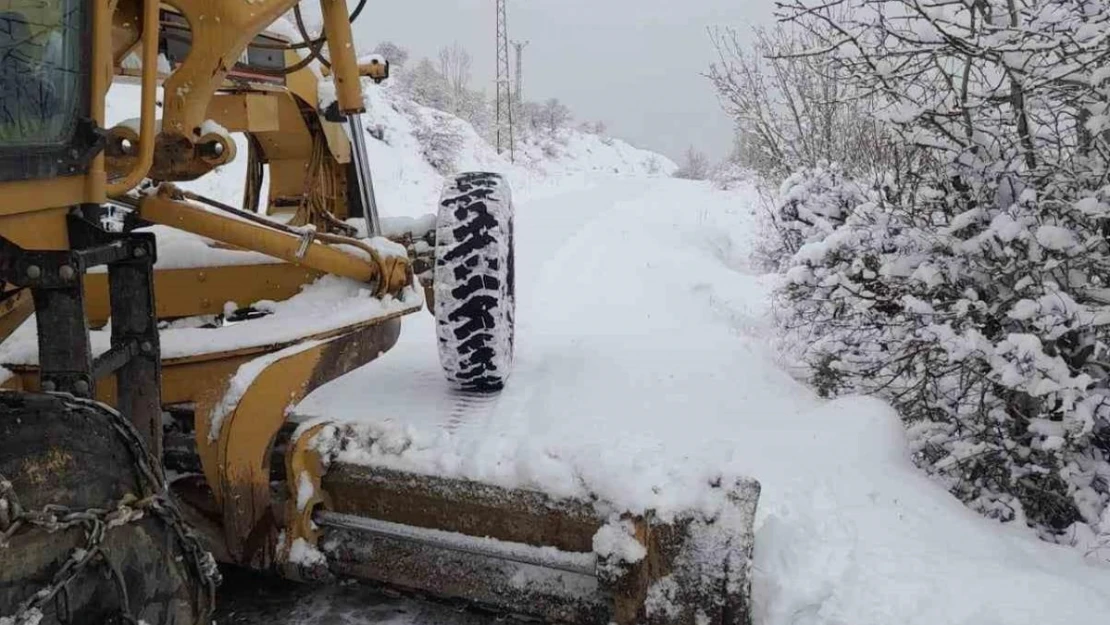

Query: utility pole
[[495, 0, 514, 161], [512, 40, 529, 106]]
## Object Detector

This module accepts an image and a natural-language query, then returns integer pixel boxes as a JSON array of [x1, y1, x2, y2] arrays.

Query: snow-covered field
[[96, 76, 1110, 623]]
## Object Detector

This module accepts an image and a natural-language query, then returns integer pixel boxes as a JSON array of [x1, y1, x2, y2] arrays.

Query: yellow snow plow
[[0, 2, 760, 624]]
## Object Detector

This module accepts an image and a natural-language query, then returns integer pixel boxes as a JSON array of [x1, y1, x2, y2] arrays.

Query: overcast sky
[[347, 0, 775, 162]]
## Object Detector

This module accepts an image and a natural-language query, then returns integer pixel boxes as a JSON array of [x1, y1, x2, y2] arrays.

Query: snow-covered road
[[287, 175, 1110, 625]]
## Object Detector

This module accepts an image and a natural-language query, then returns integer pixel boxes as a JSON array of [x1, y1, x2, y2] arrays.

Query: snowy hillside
[[105, 77, 675, 220]]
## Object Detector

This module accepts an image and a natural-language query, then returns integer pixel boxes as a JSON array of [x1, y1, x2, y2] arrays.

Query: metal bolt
[[140, 341, 154, 353], [59, 265, 75, 280], [73, 380, 90, 396], [40, 380, 56, 392], [133, 246, 147, 258], [25, 265, 41, 280]]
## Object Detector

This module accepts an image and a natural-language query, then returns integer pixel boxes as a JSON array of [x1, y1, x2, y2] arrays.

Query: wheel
[[434, 171, 516, 392], [0, 392, 218, 625]]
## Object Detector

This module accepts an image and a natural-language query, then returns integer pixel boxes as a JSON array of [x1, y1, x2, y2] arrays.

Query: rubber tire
[[0, 392, 211, 625], [434, 172, 516, 392]]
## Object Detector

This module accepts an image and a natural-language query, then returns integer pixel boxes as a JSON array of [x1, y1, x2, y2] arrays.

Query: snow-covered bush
[[759, 164, 865, 269], [708, 160, 755, 191], [673, 146, 711, 180], [778, 177, 1110, 548], [772, 0, 1110, 554], [398, 58, 451, 111], [409, 111, 464, 175]]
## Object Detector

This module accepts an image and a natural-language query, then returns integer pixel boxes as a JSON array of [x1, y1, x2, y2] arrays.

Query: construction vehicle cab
[[0, 2, 759, 625]]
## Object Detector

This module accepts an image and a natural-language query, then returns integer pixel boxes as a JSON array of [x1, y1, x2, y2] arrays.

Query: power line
[[495, 0, 514, 161]]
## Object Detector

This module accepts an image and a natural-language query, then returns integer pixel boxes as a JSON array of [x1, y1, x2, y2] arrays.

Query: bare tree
[[372, 41, 409, 69], [706, 21, 898, 179], [438, 42, 472, 115], [674, 146, 711, 180], [398, 58, 450, 111], [538, 98, 572, 133]]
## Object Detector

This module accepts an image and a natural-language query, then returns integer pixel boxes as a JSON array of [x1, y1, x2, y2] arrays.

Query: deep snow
[[296, 177, 1110, 625]]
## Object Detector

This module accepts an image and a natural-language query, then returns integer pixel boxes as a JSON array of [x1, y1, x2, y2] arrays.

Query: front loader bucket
[[293, 450, 761, 625]]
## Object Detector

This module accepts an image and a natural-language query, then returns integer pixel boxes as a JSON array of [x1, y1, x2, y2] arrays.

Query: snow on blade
[[0, 276, 422, 365], [593, 518, 647, 580], [209, 339, 324, 443], [288, 537, 328, 568]]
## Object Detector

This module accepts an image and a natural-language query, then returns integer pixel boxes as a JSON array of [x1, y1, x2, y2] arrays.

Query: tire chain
[[0, 395, 221, 625]]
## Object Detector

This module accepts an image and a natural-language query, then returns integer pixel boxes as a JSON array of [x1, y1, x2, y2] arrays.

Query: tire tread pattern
[[434, 172, 515, 392]]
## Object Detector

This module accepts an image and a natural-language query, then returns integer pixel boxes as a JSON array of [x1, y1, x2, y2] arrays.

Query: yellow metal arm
[[160, 0, 301, 140], [107, 0, 159, 196], [138, 190, 379, 284], [319, 0, 366, 113]]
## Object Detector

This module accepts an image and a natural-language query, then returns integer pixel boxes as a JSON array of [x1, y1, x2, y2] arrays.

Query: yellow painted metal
[[108, 6, 357, 225], [0, 289, 34, 346], [318, 0, 365, 114], [281, 422, 331, 573], [84, 263, 323, 326], [0, 0, 436, 584], [137, 190, 380, 284], [325, 59, 389, 84], [0, 177, 87, 221], [0, 208, 71, 251], [106, 0, 158, 196], [193, 317, 405, 566], [6, 297, 419, 408], [204, 345, 324, 566], [110, 0, 141, 66], [158, 0, 300, 140], [86, 0, 112, 204], [208, 93, 281, 134]]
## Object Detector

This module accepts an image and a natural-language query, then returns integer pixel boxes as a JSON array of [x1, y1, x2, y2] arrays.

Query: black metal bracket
[[0, 210, 163, 458], [57, 117, 109, 175], [323, 101, 348, 123]]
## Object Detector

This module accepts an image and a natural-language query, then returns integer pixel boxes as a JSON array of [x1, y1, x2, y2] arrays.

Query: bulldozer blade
[[313, 463, 760, 625]]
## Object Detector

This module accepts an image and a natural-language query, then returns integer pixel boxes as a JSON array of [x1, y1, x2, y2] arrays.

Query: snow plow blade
[[311, 464, 760, 625]]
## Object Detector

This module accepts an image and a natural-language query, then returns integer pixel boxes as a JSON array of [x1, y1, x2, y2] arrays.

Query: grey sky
[[348, 0, 775, 162]]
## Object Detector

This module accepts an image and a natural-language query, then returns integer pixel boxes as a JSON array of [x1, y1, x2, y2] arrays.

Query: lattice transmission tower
[[512, 40, 529, 106], [495, 0, 514, 160]]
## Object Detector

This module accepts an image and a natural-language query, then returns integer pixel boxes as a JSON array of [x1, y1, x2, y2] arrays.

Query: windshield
[[0, 0, 83, 147]]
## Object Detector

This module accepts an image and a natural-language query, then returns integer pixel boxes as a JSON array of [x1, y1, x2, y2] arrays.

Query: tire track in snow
[[444, 391, 500, 432]]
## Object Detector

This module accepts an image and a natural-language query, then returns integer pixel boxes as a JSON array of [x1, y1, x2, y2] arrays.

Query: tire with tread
[[0, 392, 216, 625], [434, 172, 515, 392]]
